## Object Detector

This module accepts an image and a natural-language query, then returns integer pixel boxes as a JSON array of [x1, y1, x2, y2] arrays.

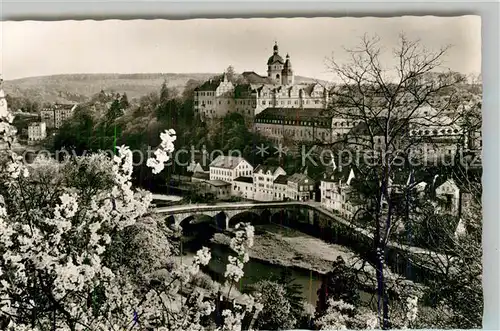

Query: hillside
[[3, 73, 326, 105], [3, 73, 216, 104]]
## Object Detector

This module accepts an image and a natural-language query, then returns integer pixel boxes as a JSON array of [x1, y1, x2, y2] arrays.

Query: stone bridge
[[154, 201, 450, 267], [154, 201, 317, 230]]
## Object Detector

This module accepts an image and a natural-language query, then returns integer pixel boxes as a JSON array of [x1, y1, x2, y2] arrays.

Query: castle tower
[[281, 53, 294, 85], [267, 42, 285, 85]]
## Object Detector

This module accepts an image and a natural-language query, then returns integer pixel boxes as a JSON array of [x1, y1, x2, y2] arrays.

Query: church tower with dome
[[267, 42, 284, 84], [266, 42, 294, 85]]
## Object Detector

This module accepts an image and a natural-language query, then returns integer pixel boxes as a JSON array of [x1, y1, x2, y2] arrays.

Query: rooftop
[[322, 166, 356, 183], [254, 164, 283, 175], [206, 180, 231, 187], [255, 107, 333, 124], [267, 53, 285, 65], [234, 176, 253, 184], [195, 76, 223, 92], [241, 72, 272, 84], [209, 155, 248, 170], [192, 172, 209, 180], [274, 174, 288, 185], [287, 173, 314, 185]]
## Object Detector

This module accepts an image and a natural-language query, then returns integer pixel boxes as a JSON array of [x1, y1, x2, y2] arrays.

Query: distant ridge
[[3, 73, 328, 104]]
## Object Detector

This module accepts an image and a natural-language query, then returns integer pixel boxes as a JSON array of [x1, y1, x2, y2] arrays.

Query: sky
[[0, 16, 481, 81]]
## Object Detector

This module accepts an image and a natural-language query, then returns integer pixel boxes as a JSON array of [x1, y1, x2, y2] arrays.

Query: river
[[180, 231, 376, 309]]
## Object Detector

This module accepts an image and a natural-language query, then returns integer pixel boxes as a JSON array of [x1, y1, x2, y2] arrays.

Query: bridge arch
[[270, 208, 295, 226], [227, 211, 262, 229], [213, 211, 228, 231]]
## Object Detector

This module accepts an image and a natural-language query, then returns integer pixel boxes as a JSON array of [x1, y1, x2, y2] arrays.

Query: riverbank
[[212, 223, 424, 294]]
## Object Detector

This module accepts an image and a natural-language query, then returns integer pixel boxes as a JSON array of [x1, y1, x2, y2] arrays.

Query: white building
[[28, 122, 47, 142], [320, 167, 359, 219], [209, 155, 254, 184], [273, 175, 288, 201], [232, 176, 254, 200], [40, 103, 77, 129], [287, 173, 315, 202], [253, 165, 287, 201], [194, 42, 331, 122]]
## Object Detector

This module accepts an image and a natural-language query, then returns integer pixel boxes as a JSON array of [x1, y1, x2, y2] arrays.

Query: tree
[[325, 33, 466, 329], [226, 65, 236, 82], [252, 280, 297, 330], [119, 92, 130, 109], [53, 105, 98, 155], [315, 256, 360, 317], [106, 99, 124, 122], [0, 108, 263, 330], [409, 165, 482, 328], [266, 269, 310, 328], [160, 80, 170, 105]]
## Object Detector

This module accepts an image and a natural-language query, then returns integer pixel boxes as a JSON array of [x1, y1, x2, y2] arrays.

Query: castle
[[193, 42, 331, 122]]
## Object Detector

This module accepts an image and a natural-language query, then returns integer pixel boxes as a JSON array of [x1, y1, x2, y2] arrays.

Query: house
[[40, 103, 77, 129], [434, 177, 460, 216], [320, 167, 359, 219], [191, 172, 210, 183], [188, 163, 209, 174], [408, 114, 464, 160], [199, 180, 232, 200], [254, 107, 346, 146], [186, 150, 210, 175], [194, 73, 235, 120], [28, 122, 47, 142], [232, 176, 254, 200], [273, 175, 288, 201], [287, 173, 315, 202], [390, 169, 428, 197], [346, 113, 464, 162], [209, 155, 253, 184], [253, 165, 287, 201]]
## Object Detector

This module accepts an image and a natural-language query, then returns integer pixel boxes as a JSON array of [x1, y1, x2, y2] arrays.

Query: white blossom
[[146, 129, 176, 174], [0, 116, 257, 330], [405, 295, 419, 326]]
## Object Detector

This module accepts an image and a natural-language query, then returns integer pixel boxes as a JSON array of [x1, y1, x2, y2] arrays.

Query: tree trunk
[[375, 166, 391, 329]]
